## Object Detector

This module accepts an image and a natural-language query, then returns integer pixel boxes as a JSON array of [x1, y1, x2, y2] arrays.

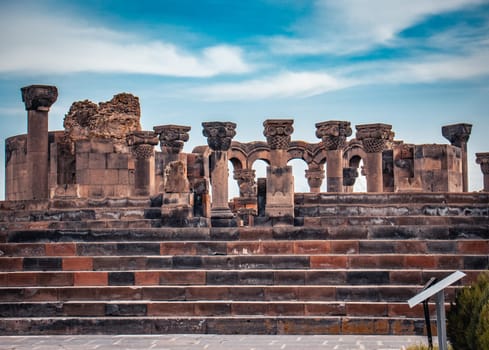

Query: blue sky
[[0, 0, 488, 198]]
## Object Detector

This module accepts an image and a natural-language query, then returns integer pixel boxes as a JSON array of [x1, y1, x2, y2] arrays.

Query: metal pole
[[423, 277, 437, 350], [436, 290, 448, 350], [423, 300, 433, 350]]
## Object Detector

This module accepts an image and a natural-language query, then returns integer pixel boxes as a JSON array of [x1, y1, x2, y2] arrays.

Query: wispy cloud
[[193, 71, 355, 100], [194, 49, 489, 100], [0, 7, 252, 77], [267, 0, 486, 55]]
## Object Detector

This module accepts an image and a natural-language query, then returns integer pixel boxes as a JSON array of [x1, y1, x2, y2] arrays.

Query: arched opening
[[349, 156, 367, 192], [287, 158, 309, 193], [252, 159, 268, 180], [228, 160, 240, 200], [252, 159, 269, 217]]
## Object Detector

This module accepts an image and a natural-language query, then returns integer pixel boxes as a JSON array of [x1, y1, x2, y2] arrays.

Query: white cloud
[[193, 49, 489, 101], [0, 8, 251, 77], [350, 50, 489, 84], [193, 71, 355, 100], [268, 0, 486, 55]]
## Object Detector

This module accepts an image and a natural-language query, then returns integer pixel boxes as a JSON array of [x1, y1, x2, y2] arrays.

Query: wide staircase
[[0, 193, 487, 335]]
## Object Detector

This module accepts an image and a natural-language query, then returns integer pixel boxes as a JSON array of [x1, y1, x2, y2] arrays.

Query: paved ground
[[0, 335, 431, 350]]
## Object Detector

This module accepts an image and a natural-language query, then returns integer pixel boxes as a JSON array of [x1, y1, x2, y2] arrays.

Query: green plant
[[447, 271, 489, 350]]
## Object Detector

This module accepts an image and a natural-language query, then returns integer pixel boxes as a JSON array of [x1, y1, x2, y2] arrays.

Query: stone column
[[154, 124, 191, 163], [442, 123, 472, 192], [263, 119, 294, 223], [233, 168, 257, 226], [316, 120, 352, 192], [305, 166, 325, 193], [202, 121, 237, 226], [233, 169, 257, 198], [356, 123, 393, 193], [127, 131, 159, 196], [476, 153, 489, 192], [21, 85, 58, 200], [154, 125, 199, 226]]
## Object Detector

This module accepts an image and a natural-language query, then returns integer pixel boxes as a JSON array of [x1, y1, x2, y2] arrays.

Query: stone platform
[[0, 193, 487, 335]]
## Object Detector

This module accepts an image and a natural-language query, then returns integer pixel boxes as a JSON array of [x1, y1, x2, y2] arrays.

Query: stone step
[[5, 225, 489, 243], [0, 315, 429, 335], [0, 300, 437, 318], [295, 192, 489, 206], [0, 284, 455, 302], [0, 269, 478, 287], [295, 204, 489, 218], [1, 239, 487, 257], [4, 219, 162, 231], [1, 255, 487, 272], [0, 198, 154, 212], [0, 207, 162, 223], [301, 216, 489, 227]]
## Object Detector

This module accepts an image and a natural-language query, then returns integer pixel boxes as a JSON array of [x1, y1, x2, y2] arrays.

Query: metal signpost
[[407, 270, 466, 350]]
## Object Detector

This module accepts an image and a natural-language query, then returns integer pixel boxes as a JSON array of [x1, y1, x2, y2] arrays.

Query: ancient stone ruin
[[0, 85, 488, 335]]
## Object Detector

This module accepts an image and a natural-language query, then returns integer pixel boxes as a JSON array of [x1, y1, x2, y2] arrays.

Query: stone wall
[[5, 135, 28, 200]]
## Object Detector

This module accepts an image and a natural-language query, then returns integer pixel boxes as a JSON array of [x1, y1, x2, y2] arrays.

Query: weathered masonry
[[1, 85, 488, 335], [5, 85, 487, 226]]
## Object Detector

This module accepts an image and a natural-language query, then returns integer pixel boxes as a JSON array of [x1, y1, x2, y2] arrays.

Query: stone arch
[[343, 139, 367, 191], [287, 141, 327, 192], [229, 141, 271, 169]]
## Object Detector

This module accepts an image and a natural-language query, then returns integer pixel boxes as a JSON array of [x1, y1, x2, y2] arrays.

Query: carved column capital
[[315, 120, 352, 150], [263, 119, 294, 150], [355, 123, 393, 153], [233, 169, 257, 197], [21, 85, 58, 111], [476, 152, 489, 175], [127, 131, 159, 159], [154, 124, 191, 154], [202, 121, 237, 151], [305, 168, 325, 190], [442, 123, 472, 147]]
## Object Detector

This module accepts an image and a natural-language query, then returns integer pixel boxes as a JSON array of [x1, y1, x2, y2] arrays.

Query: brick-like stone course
[[1, 193, 488, 335]]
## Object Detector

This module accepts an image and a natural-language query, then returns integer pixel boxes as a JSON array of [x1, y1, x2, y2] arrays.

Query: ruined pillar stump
[[356, 123, 393, 193], [202, 121, 237, 227], [21, 85, 58, 200], [476, 152, 489, 192], [127, 131, 158, 196], [263, 119, 294, 225], [154, 125, 201, 226], [442, 123, 472, 192], [316, 120, 352, 192], [305, 167, 325, 193]]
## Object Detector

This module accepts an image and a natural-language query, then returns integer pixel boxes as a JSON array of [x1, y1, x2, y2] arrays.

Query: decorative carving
[[132, 144, 153, 159], [233, 169, 256, 197], [154, 124, 191, 154], [356, 123, 393, 153], [164, 160, 190, 192], [305, 168, 325, 189], [127, 131, 159, 160], [21, 85, 58, 111], [315, 121, 352, 150], [476, 152, 489, 175], [202, 122, 236, 151], [64, 93, 141, 148], [442, 123, 472, 147], [343, 167, 359, 186], [263, 119, 294, 150]]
